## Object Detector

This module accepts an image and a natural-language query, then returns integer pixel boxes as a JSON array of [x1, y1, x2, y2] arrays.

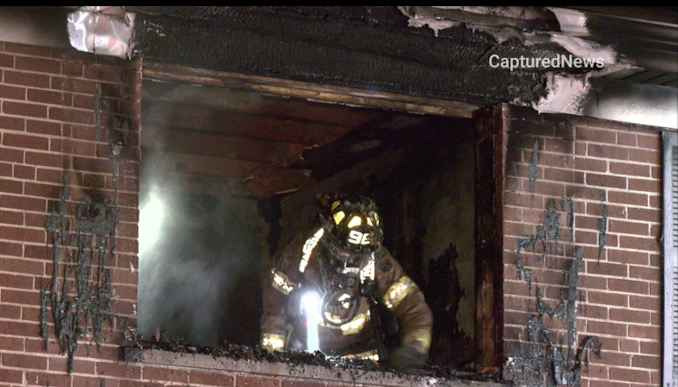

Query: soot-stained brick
[[40, 83, 124, 374]]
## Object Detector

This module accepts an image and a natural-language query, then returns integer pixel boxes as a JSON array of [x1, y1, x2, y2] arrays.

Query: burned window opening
[[136, 77, 482, 376], [39, 83, 125, 374]]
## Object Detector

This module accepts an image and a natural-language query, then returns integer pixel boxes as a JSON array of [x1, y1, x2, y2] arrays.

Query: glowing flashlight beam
[[301, 291, 321, 353], [139, 192, 164, 255]]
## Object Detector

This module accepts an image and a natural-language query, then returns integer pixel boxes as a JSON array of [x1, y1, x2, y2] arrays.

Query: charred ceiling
[[127, 6, 583, 108]]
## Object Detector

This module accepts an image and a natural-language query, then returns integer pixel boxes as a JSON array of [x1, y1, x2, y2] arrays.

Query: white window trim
[[663, 130, 678, 387]]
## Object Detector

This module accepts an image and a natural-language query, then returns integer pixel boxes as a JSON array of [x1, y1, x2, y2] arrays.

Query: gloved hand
[[388, 345, 427, 371]]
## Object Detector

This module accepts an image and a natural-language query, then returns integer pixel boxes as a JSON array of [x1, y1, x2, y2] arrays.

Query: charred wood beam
[[143, 81, 391, 128], [141, 125, 306, 167], [142, 100, 354, 146]]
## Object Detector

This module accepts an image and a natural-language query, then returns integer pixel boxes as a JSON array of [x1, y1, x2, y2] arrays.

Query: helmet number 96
[[348, 230, 371, 245]]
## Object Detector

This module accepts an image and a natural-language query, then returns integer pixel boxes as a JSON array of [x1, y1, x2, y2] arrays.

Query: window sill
[[123, 346, 505, 386]]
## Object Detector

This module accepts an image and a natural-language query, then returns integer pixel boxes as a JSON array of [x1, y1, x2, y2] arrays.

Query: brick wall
[[0, 41, 145, 385], [501, 105, 663, 386]]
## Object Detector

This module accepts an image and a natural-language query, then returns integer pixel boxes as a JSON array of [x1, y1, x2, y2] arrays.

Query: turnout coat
[[260, 227, 433, 360]]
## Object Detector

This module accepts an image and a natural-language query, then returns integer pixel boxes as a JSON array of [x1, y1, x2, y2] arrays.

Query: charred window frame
[[133, 63, 503, 376]]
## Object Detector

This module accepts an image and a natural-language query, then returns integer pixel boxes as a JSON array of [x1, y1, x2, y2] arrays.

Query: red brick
[[636, 133, 660, 149], [574, 157, 607, 172], [627, 208, 660, 223], [24, 213, 46, 229], [23, 245, 49, 261], [0, 336, 24, 351], [0, 226, 45, 244], [0, 209, 23, 225], [587, 290, 627, 307], [0, 115, 25, 131], [186, 370, 233, 386], [609, 367, 650, 384], [14, 56, 61, 74], [2, 133, 49, 150], [109, 268, 137, 285], [62, 61, 83, 77], [543, 137, 573, 153], [543, 167, 579, 183], [629, 266, 661, 282], [73, 157, 112, 173], [619, 236, 660, 252], [2, 101, 47, 118], [0, 84, 26, 100], [1, 353, 47, 370], [607, 191, 647, 206], [0, 304, 21, 319], [617, 132, 636, 146], [0, 162, 10, 177], [587, 143, 628, 160], [629, 148, 660, 165], [35, 168, 63, 184], [1, 288, 40, 305], [609, 161, 650, 177], [120, 381, 163, 387], [24, 151, 63, 168], [72, 94, 96, 110], [607, 249, 648, 265], [640, 341, 660, 355], [26, 119, 63, 136], [0, 368, 23, 384], [628, 324, 660, 340], [585, 261, 628, 277], [619, 339, 638, 353], [27, 89, 73, 106], [0, 180, 19, 200], [0, 272, 34, 289], [609, 278, 649, 294], [13, 164, 35, 180], [48, 107, 95, 125], [588, 381, 629, 387], [3, 70, 50, 88], [26, 371, 72, 386], [0, 52, 14, 67], [4, 43, 56, 57], [97, 362, 141, 379], [115, 239, 138, 255], [237, 375, 279, 387], [282, 381, 324, 387], [628, 178, 660, 193], [0, 257, 44, 276], [610, 220, 650, 236], [141, 366, 189, 383], [579, 274, 609, 290], [630, 295, 660, 311], [585, 173, 626, 189], [577, 127, 617, 143], [609, 308, 650, 324], [51, 77, 97, 95]]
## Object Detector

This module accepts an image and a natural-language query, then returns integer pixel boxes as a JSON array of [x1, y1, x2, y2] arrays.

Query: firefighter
[[260, 192, 433, 371]]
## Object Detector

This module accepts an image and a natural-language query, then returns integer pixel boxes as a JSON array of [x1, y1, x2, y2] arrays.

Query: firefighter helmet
[[319, 193, 384, 264]]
